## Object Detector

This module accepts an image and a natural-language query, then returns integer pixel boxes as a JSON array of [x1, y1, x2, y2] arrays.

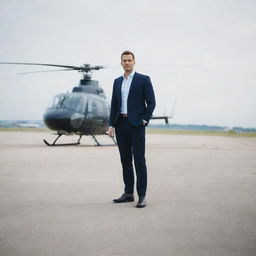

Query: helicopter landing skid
[[43, 133, 116, 146], [43, 134, 83, 146], [90, 132, 117, 146], [89, 132, 101, 146], [108, 134, 117, 145]]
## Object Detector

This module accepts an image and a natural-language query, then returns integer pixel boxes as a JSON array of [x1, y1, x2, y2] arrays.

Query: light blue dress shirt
[[121, 71, 135, 114]]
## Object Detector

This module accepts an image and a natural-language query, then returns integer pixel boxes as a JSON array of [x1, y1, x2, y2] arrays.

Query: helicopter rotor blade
[[18, 68, 75, 75], [0, 62, 106, 72], [93, 65, 104, 70], [0, 61, 81, 70]]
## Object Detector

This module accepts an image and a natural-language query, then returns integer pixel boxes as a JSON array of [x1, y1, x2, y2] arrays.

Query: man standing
[[108, 51, 156, 208]]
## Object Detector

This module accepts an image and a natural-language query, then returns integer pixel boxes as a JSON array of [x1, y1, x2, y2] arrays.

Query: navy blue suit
[[109, 72, 156, 197]]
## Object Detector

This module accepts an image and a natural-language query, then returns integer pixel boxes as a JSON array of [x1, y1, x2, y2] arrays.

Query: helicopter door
[[96, 100, 109, 125], [86, 97, 107, 126], [86, 97, 97, 119]]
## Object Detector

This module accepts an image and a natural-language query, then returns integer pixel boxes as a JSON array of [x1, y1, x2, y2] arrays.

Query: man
[[108, 50, 156, 208]]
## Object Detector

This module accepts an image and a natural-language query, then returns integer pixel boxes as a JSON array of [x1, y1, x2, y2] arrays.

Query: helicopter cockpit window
[[48, 95, 65, 108], [48, 94, 86, 113]]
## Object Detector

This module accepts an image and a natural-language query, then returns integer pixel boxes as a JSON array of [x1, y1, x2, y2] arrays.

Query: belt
[[120, 114, 128, 117]]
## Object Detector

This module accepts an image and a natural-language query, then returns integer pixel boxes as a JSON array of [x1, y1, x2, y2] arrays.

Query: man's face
[[121, 54, 135, 72]]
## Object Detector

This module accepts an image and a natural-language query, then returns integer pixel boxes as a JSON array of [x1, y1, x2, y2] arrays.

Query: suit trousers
[[115, 115, 147, 197]]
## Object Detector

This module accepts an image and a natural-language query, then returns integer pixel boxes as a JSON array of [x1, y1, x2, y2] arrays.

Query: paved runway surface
[[0, 131, 256, 256]]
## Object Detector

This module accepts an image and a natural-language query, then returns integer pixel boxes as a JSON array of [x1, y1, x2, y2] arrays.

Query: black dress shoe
[[113, 193, 134, 203], [136, 197, 146, 208]]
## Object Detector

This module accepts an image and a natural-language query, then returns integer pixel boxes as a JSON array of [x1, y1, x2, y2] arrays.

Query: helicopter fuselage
[[43, 79, 110, 135]]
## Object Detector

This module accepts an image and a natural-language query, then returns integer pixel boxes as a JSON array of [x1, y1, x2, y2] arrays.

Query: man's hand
[[107, 127, 115, 137], [142, 120, 147, 126]]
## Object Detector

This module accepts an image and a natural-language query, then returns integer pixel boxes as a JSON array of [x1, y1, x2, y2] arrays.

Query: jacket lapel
[[117, 76, 123, 102]]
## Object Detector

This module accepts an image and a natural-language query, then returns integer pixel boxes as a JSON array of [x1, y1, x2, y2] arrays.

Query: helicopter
[[0, 62, 172, 146]]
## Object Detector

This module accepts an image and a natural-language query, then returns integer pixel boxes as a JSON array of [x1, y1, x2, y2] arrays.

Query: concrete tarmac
[[0, 131, 256, 256]]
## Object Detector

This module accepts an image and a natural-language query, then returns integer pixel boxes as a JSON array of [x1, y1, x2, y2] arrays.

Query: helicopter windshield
[[48, 94, 86, 113]]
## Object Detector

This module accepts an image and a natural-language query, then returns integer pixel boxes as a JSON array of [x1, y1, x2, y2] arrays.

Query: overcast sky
[[0, 0, 256, 127]]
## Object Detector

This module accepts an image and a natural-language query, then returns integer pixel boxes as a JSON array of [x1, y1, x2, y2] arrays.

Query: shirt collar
[[123, 70, 135, 79]]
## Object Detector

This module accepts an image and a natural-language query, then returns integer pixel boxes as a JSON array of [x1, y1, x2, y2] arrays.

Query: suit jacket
[[109, 72, 156, 127]]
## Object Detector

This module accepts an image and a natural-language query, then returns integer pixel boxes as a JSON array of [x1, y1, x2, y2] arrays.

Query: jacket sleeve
[[109, 80, 117, 127], [143, 76, 156, 124]]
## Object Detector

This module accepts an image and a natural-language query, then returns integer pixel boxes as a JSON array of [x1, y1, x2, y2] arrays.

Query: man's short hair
[[121, 50, 135, 60]]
